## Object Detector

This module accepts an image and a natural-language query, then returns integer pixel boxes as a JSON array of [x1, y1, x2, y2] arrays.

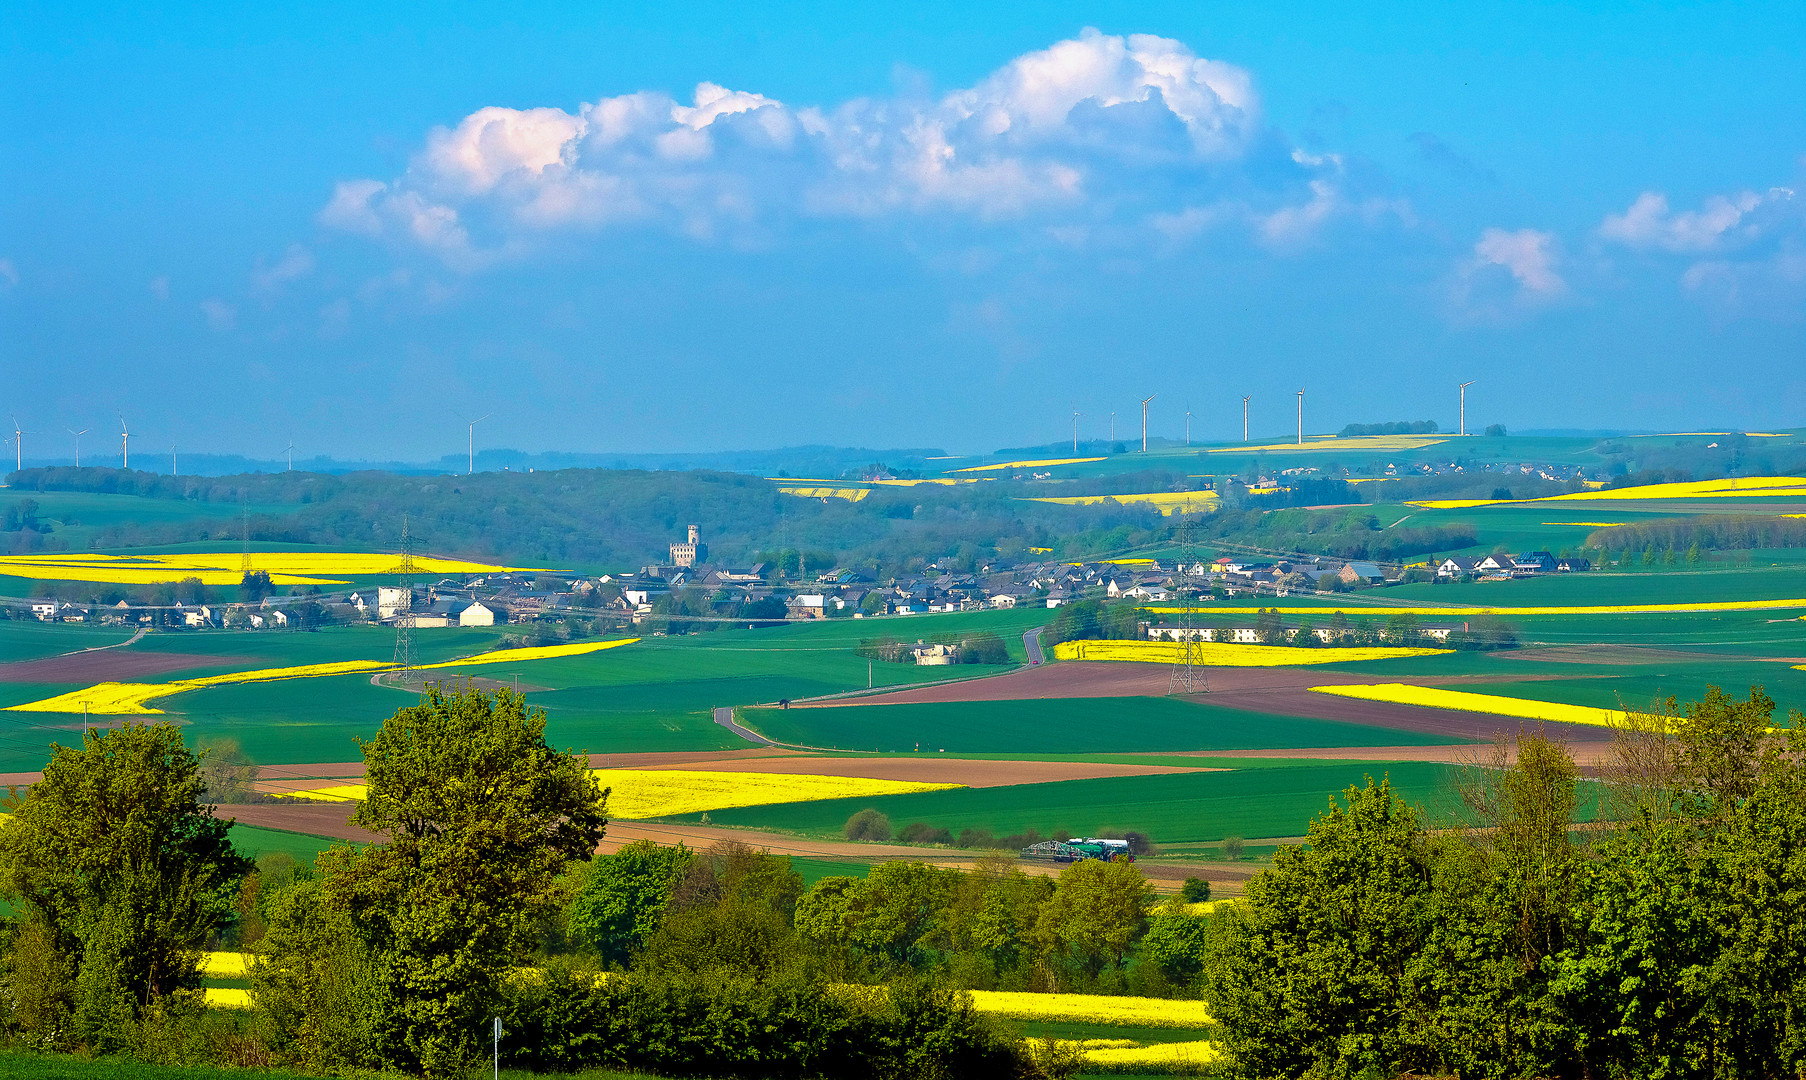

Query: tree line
[[1587, 513, 1806, 553], [1202, 685, 1806, 1078]]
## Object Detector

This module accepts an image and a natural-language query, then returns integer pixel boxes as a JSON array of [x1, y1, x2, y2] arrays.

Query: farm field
[[0, 620, 135, 664], [667, 761, 1469, 844], [741, 696, 1465, 754]]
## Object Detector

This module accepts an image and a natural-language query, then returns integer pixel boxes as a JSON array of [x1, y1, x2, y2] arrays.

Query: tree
[[1674, 684, 1776, 810], [0, 722, 250, 1050], [567, 840, 693, 966], [1033, 858, 1153, 982], [844, 807, 892, 841], [319, 687, 606, 1077], [239, 570, 274, 602], [1204, 780, 1439, 1079], [1142, 901, 1212, 986], [1179, 877, 1211, 903]]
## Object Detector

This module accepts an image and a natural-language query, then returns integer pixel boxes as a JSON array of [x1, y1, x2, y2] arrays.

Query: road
[[1023, 626, 1046, 665], [713, 705, 778, 746]]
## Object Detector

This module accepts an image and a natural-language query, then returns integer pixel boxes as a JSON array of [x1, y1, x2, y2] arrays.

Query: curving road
[[714, 705, 778, 746], [1023, 626, 1046, 665]]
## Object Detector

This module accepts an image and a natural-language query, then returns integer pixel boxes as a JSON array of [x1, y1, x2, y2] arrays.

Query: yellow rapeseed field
[[1052, 640, 1449, 666], [1412, 475, 1806, 509], [968, 990, 1215, 1028], [284, 769, 964, 817], [203, 951, 250, 977], [1025, 492, 1220, 516], [1309, 683, 1631, 730], [1144, 598, 1806, 616], [1079, 1039, 1221, 1070], [204, 988, 251, 1009], [417, 638, 638, 668], [776, 486, 871, 501], [952, 457, 1107, 472], [0, 551, 529, 586], [1205, 435, 1446, 454], [5, 659, 395, 714]]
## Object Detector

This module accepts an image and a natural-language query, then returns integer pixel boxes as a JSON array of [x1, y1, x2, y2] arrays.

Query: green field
[[742, 696, 1465, 754], [0, 610, 1057, 769], [229, 823, 350, 864], [672, 762, 1468, 843], [0, 620, 136, 664]]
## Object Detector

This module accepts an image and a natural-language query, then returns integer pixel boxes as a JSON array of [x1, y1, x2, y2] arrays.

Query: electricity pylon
[[389, 515, 421, 678], [1168, 518, 1208, 695]]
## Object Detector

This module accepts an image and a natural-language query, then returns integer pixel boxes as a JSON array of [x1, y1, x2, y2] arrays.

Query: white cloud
[[199, 298, 237, 331], [0, 258, 16, 289], [149, 275, 170, 301], [252, 244, 315, 293], [1599, 187, 1793, 253], [1472, 227, 1565, 295], [318, 29, 1363, 264]]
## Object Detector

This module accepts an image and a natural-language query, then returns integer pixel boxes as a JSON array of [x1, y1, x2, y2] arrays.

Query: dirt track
[[0, 650, 250, 684], [808, 661, 1611, 743]]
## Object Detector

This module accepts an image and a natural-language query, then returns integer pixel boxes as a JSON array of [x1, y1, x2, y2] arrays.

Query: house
[[1437, 557, 1480, 579], [29, 601, 57, 620], [459, 601, 499, 626], [1556, 556, 1591, 573], [377, 586, 413, 620], [988, 593, 1018, 609], [269, 609, 291, 628], [1511, 551, 1557, 574], [249, 613, 265, 629], [1475, 554, 1515, 574]]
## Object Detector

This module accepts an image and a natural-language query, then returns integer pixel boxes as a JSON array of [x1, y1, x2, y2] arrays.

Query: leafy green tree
[[1675, 684, 1776, 809], [254, 876, 381, 1071], [1141, 908, 1212, 990], [846, 862, 960, 969], [1179, 877, 1211, 903], [0, 722, 249, 1051], [568, 840, 693, 966], [321, 687, 606, 1078], [844, 807, 892, 841], [1204, 779, 1439, 1079], [1033, 858, 1153, 982]]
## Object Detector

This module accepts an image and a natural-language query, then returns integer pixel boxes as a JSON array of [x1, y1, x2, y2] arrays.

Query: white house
[[377, 586, 412, 620], [911, 642, 957, 666], [249, 613, 265, 629], [1437, 557, 1479, 579], [988, 593, 1018, 609], [458, 601, 497, 627]]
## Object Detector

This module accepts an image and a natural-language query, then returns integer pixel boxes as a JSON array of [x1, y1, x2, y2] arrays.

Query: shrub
[[1179, 877, 1211, 903], [899, 822, 954, 845], [844, 808, 892, 842], [1222, 836, 1245, 861]]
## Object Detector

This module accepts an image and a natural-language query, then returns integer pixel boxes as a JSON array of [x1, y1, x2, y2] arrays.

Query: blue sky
[[4, 1, 1803, 461]]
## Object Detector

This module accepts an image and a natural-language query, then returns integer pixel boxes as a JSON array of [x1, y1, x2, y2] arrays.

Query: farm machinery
[[1019, 838, 1135, 863]]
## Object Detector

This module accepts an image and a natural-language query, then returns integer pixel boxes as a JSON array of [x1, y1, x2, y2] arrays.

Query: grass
[[669, 761, 1466, 843], [0, 610, 1058, 770], [0, 1053, 328, 1079], [0, 620, 136, 664], [228, 823, 349, 864], [740, 696, 1465, 754]]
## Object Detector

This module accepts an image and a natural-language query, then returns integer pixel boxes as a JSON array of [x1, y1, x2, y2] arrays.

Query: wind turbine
[[1458, 380, 1475, 436], [1109, 411, 1116, 443], [1072, 409, 1080, 454], [461, 413, 490, 475], [284, 440, 294, 471], [68, 428, 88, 467], [1242, 397, 1250, 442], [1140, 394, 1156, 452], [1185, 407, 1193, 447], [171, 445, 178, 477], [119, 416, 130, 470], [8, 416, 29, 473], [1296, 388, 1305, 446]]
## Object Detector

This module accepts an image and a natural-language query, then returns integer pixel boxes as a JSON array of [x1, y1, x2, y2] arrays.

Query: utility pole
[[1459, 381, 1474, 436], [1242, 397, 1250, 442], [1296, 388, 1305, 446], [1140, 394, 1156, 452]]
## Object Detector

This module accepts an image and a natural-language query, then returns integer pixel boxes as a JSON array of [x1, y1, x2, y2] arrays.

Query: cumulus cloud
[[1473, 227, 1565, 295], [1598, 184, 1804, 317], [319, 29, 1369, 264], [1451, 227, 1567, 320]]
